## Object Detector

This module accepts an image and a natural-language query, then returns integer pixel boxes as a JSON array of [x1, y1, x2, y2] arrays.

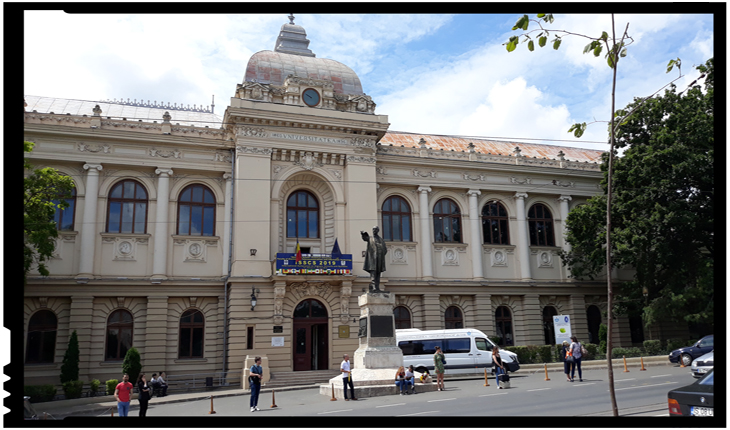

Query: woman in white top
[[569, 336, 583, 382]]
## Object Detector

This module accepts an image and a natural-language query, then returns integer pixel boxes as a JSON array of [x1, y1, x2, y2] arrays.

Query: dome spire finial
[[288, 13, 295, 25]]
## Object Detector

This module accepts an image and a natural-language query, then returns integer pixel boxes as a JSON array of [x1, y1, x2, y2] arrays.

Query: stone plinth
[[353, 292, 403, 369]]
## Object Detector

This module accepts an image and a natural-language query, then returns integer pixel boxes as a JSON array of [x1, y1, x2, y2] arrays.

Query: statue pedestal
[[322, 291, 439, 398]]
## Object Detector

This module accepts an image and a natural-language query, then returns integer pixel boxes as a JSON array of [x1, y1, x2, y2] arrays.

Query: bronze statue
[[361, 226, 387, 292]]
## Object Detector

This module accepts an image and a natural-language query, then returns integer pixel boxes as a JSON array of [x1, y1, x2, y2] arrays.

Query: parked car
[[690, 351, 714, 378], [667, 368, 714, 416], [668, 335, 713, 366]]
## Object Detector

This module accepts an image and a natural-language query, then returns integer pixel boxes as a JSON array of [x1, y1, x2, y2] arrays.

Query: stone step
[[319, 381, 438, 399], [266, 370, 341, 388]]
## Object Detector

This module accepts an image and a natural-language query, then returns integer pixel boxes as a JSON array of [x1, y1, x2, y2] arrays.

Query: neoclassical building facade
[[24, 18, 657, 388]]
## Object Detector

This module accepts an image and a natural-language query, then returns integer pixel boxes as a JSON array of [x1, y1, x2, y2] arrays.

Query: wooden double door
[[293, 299, 329, 371]]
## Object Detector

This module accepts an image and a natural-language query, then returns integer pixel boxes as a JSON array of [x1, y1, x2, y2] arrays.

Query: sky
[[22, 11, 715, 152]]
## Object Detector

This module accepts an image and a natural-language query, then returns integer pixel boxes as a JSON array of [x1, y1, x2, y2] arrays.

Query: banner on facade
[[275, 253, 353, 275], [553, 315, 572, 345]]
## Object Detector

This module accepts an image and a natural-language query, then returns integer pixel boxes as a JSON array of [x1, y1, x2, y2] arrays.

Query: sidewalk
[[31, 355, 673, 418]]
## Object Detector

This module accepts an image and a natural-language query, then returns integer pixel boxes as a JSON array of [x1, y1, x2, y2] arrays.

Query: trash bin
[[205, 377, 213, 387]]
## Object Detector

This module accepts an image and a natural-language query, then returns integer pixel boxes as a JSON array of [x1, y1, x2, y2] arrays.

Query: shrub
[[598, 323, 607, 354], [122, 347, 142, 385], [24, 385, 57, 403], [584, 343, 599, 360], [643, 340, 662, 356], [60, 330, 80, 383], [666, 338, 687, 352], [89, 379, 101, 395], [536, 345, 553, 363], [106, 379, 119, 395], [62, 380, 84, 399], [612, 347, 642, 359], [503, 346, 531, 364]]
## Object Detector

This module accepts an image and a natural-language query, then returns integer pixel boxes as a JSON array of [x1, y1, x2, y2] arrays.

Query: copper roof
[[380, 131, 605, 164]]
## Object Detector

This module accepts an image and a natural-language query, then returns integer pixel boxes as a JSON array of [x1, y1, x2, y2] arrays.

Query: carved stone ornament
[[413, 169, 436, 178], [113, 238, 137, 261], [346, 155, 376, 164], [78, 142, 111, 153], [235, 126, 267, 138], [464, 173, 485, 182], [294, 152, 323, 171], [291, 282, 332, 297], [537, 250, 553, 268], [149, 148, 181, 159], [351, 137, 377, 149], [389, 246, 408, 265], [552, 179, 576, 188], [510, 176, 532, 185], [184, 240, 207, 263], [442, 248, 459, 266], [491, 250, 508, 267], [236, 146, 272, 156]]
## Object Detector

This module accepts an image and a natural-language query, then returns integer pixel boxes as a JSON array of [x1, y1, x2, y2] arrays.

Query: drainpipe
[[222, 147, 235, 384]]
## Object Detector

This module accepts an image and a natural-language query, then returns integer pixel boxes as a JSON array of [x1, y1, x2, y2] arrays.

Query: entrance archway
[[587, 305, 602, 344], [293, 299, 329, 371], [543, 306, 558, 345]]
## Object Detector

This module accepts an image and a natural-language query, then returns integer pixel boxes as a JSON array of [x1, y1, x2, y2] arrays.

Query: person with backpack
[[569, 336, 585, 382], [561, 340, 572, 382]]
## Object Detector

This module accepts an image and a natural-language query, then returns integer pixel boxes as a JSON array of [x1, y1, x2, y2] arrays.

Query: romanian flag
[[295, 239, 302, 262]]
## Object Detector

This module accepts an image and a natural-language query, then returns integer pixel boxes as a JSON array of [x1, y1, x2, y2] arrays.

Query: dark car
[[668, 368, 713, 416], [668, 335, 713, 367]]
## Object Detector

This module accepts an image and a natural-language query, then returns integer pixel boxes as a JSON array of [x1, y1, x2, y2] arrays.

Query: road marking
[[611, 382, 677, 391], [427, 398, 456, 403], [573, 383, 595, 386], [376, 403, 406, 408], [397, 411, 440, 417], [614, 378, 636, 382], [527, 388, 551, 392], [479, 393, 508, 397], [318, 409, 353, 415], [651, 374, 672, 378]]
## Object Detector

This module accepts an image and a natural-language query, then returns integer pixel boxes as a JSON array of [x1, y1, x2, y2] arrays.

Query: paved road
[[67, 365, 693, 418]]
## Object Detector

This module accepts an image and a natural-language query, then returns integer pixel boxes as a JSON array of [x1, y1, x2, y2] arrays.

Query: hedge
[[24, 385, 57, 403], [106, 379, 119, 396], [62, 380, 84, 399]]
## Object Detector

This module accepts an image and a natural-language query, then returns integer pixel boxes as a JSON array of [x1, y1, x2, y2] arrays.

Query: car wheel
[[681, 354, 693, 366]]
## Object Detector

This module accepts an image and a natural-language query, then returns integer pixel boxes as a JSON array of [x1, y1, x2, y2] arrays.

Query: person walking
[[492, 346, 506, 389], [136, 373, 151, 417], [249, 356, 263, 412], [433, 346, 446, 391], [569, 336, 584, 382], [114, 373, 134, 417], [340, 354, 357, 400], [560, 340, 572, 382]]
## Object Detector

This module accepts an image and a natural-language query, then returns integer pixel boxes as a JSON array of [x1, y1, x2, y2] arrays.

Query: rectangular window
[[179, 205, 190, 235], [203, 207, 214, 236], [179, 329, 191, 357], [121, 202, 134, 233], [247, 327, 254, 350], [134, 202, 146, 233], [191, 206, 202, 235], [443, 338, 471, 354], [397, 339, 443, 356], [108, 202, 121, 233]]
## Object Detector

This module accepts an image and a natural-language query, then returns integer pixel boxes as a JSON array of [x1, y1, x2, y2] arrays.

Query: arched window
[[293, 299, 328, 318], [26, 310, 57, 364], [179, 309, 205, 359], [106, 310, 133, 361], [444, 306, 464, 329], [527, 203, 555, 246], [481, 201, 509, 245], [495, 306, 514, 346], [287, 191, 319, 238], [394, 306, 411, 329], [177, 184, 216, 236], [382, 196, 412, 242], [107, 180, 148, 234], [542, 306, 558, 345], [52, 187, 77, 231], [433, 198, 462, 243]]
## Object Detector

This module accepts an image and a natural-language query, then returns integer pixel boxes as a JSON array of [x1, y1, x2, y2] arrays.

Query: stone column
[[417, 186, 433, 279], [467, 189, 483, 279], [558, 195, 572, 280], [513, 192, 532, 280], [221, 173, 233, 274], [78, 164, 102, 278], [152, 168, 173, 280]]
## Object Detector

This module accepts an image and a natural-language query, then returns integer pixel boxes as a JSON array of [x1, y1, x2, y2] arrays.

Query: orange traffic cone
[[640, 356, 647, 371], [484, 368, 490, 386], [544, 363, 551, 381], [623, 356, 630, 373], [271, 389, 278, 408], [330, 383, 337, 401]]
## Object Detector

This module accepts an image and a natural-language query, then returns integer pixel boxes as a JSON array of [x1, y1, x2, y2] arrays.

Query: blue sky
[[23, 12, 715, 151]]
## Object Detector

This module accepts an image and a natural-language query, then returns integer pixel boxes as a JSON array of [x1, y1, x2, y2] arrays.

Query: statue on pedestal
[[361, 226, 387, 293]]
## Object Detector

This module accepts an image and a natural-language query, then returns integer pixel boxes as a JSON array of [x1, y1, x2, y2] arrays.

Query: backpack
[[580, 344, 588, 357]]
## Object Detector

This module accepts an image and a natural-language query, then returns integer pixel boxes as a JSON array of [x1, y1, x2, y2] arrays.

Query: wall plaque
[[370, 315, 394, 338], [273, 326, 283, 333], [338, 325, 350, 338]]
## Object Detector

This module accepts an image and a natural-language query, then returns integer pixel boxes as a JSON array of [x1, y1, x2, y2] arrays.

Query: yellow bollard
[[623, 355, 630, 373], [640, 356, 646, 371], [330, 383, 337, 401], [271, 389, 277, 408], [208, 396, 216, 414], [484, 368, 490, 386], [544, 363, 551, 381]]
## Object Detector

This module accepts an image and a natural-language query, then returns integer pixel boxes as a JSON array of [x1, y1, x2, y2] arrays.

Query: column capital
[[83, 163, 103, 172], [155, 168, 174, 176], [466, 189, 482, 197], [557, 195, 572, 202], [417, 186, 432, 194], [513, 192, 528, 200]]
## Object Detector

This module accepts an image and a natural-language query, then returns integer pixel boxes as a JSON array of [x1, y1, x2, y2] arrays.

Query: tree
[[122, 347, 142, 385], [564, 59, 714, 329], [60, 330, 80, 383], [24, 141, 74, 286], [505, 13, 683, 416]]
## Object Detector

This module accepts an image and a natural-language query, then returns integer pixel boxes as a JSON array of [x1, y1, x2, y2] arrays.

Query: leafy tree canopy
[[561, 58, 714, 327], [24, 141, 75, 285]]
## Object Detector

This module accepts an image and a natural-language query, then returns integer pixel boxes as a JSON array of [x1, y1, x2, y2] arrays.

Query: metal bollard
[[640, 356, 647, 371], [484, 368, 490, 386], [208, 396, 216, 414], [271, 389, 277, 408], [330, 383, 337, 401], [623, 355, 630, 372], [544, 363, 551, 381]]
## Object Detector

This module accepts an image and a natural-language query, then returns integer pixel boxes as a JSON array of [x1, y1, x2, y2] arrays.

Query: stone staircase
[[264, 370, 342, 390]]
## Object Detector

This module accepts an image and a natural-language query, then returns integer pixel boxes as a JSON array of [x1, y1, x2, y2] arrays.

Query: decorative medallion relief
[[534, 250, 554, 268], [173, 238, 217, 263], [435, 245, 466, 266], [388, 245, 414, 265], [485, 247, 513, 268], [294, 152, 323, 171], [113, 238, 140, 261]]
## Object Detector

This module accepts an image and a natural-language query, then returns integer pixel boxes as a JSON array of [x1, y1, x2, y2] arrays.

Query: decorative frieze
[[78, 142, 111, 154], [149, 148, 181, 159]]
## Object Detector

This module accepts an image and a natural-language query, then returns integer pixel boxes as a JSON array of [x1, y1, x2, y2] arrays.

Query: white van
[[396, 328, 520, 375]]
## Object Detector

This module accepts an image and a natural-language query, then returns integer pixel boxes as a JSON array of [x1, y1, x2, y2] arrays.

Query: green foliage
[[24, 385, 57, 403], [584, 343, 599, 360], [60, 330, 79, 383], [122, 347, 142, 385], [562, 59, 714, 328], [490, 335, 502, 346], [598, 324, 608, 355], [89, 379, 101, 394], [106, 379, 119, 395], [611, 347, 642, 359], [62, 380, 84, 399], [504, 345, 554, 364], [24, 141, 75, 286], [643, 340, 663, 356]]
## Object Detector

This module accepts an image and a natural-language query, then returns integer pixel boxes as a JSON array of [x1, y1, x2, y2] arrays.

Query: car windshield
[[698, 370, 714, 385]]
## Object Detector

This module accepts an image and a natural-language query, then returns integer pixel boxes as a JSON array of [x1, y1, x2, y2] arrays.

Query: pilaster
[[68, 296, 94, 382], [467, 189, 483, 279], [473, 294, 493, 337], [421, 294, 441, 330], [513, 192, 532, 280], [144, 296, 169, 371], [152, 168, 173, 280], [78, 163, 102, 278], [520, 294, 544, 345], [569, 295, 589, 343], [417, 186, 433, 279]]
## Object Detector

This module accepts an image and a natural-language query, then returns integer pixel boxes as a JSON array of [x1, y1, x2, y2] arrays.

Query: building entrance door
[[292, 299, 329, 371]]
